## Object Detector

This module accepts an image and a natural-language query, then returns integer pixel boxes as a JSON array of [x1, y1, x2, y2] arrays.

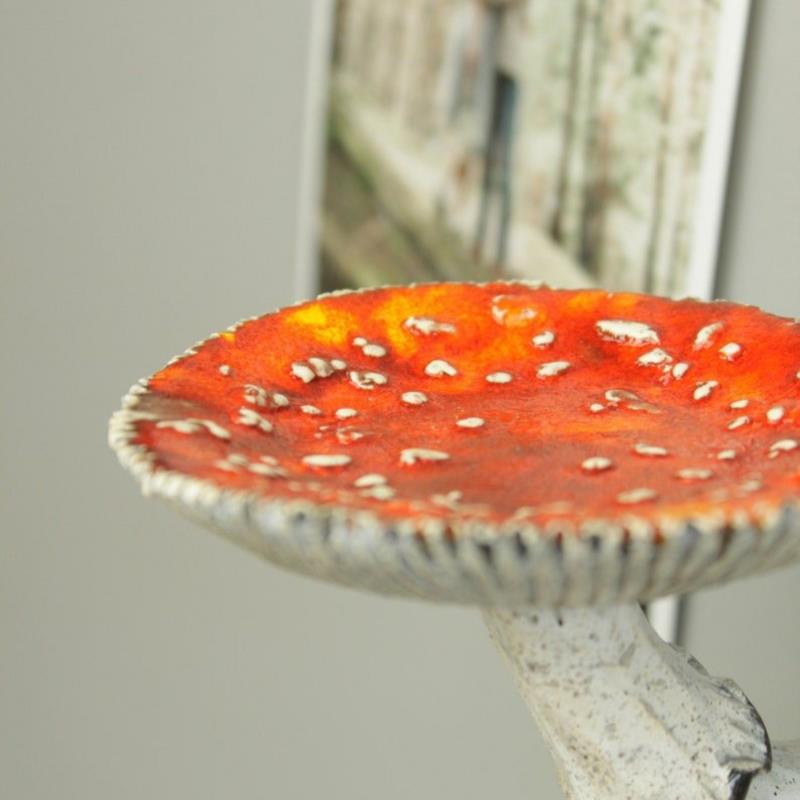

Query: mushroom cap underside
[[109, 282, 800, 607]]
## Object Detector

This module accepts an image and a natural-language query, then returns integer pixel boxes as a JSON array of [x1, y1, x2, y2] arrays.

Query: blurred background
[[1, 2, 799, 799], [321, 0, 730, 296]]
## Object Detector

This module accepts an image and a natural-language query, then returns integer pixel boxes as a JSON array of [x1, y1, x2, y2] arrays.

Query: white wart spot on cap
[[156, 418, 230, 440], [604, 388, 659, 414], [719, 342, 742, 362], [400, 448, 450, 465], [293, 358, 341, 383], [537, 360, 571, 378], [532, 330, 555, 348], [456, 417, 485, 428], [637, 348, 671, 367], [633, 443, 668, 457], [335, 408, 358, 419], [218, 364, 231, 376], [235, 388, 286, 410], [291, 363, 316, 383], [336, 427, 365, 444], [350, 370, 388, 390], [401, 391, 428, 406], [769, 439, 798, 457], [596, 320, 660, 346], [330, 359, 347, 371], [431, 490, 463, 509], [353, 337, 387, 358], [215, 453, 253, 472], [693, 380, 719, 401], [739, 479, 763, 494], [581, 456, 613, 473], [730, 399, 749, 409], [671, 362, 689, 379], [354, 473, 387, 488], [244, 384, 268, 406], [728, 415, 750, 431], [400, 392, 428, 406], [302, 454, 352, 468], [616, 487, 658, 505], [248, 462, 287, 478], [486, 371, 513, 384], [676, 468, 713, 481], [362, 343, 387, 358], [359, 485, 396, 501], [717, 449, 737, 461], [404, 316, 456, 335], [425, 359, 457, 378], [308, 357, 335, 378], [301, 405, 322, 415], [491, 294, 538, 326], [766, 406, 785, 424], [237, 407, 273, 433], [589, 403, 605, 413], [693, 321, 723, 350]]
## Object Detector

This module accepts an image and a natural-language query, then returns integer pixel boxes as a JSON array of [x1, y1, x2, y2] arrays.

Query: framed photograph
[[298, 0, 751, 644], [301, 0, 750, 304]]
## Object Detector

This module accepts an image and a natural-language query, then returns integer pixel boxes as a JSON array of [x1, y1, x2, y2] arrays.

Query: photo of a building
[[319, 0, 739, 297]]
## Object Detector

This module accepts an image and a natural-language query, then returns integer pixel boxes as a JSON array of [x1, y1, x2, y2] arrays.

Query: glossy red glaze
[[132, 283, 800, 533]]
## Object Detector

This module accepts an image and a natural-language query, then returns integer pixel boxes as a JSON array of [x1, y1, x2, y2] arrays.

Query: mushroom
[[109, 282, 800, 800]]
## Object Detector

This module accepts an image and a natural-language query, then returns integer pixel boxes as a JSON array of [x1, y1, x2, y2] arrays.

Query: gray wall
[[715, 0, 800, 319], [1, 2, 797, 800]]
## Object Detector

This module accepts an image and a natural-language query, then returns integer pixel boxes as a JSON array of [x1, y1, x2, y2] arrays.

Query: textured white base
[[485, 605, 799, 800]]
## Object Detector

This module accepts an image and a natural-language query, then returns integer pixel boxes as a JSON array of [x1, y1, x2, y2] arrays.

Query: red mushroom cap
[[109, 282, 800, 606]]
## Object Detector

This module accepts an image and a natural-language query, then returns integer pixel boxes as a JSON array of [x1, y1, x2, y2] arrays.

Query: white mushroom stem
[[484, 604, 781, 800]]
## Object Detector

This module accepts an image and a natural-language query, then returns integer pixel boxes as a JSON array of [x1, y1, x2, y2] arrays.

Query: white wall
[[1, 2, 797, 800]]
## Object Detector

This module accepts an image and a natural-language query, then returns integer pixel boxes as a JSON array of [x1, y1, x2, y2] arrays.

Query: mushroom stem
[[483, 604, 788, 800]]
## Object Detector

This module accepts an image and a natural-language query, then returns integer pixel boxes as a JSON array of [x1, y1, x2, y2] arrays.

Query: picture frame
[[299, 0, 750, 306], [297, 0, 752, 642]]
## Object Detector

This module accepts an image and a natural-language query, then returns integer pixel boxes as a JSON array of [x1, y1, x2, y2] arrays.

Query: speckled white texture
[[485, 605, 772, 800]]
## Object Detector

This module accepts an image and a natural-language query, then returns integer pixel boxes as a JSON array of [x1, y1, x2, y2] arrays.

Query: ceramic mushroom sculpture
[[109, 282, 800, 800]]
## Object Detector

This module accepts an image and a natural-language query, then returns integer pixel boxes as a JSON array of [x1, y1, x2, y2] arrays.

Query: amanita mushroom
[[109, 282, 800, 800]]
